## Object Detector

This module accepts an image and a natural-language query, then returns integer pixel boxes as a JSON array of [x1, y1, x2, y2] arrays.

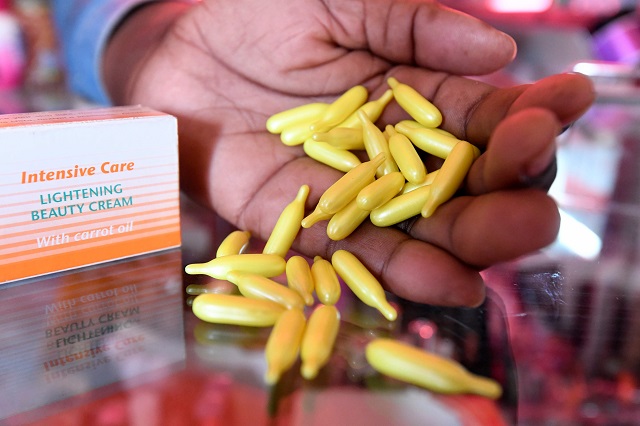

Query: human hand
[[103, 0, 594, 307]]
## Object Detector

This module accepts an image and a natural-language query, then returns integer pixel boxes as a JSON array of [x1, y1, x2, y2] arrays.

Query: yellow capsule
[[356, 171, 405, 211], [185, 284, 210, 295], [473, 146, 481, 160], [303, 139, 362, 173], [300, 304, 341, 380], [227, 271, 306, 311], [432, 127, 456, 138], [421, 140, 476, 218], [395, 122, 481, 158], [336, 89, 394, 129], [216, 230, 251, 257], [395, 119, 426, 129], [358, 110, 398, 178], [300, 207, 334, 229], [387, 77, 442, 128], [264, 308, 307, 385], [266, 102, 328, 134], [280, 121, 316, 146], [382, 124, 393, 141], [286, 255, 315, 306], [389, 132, 428, 184], [263, 185, 309, 257], [326, 198, 370, 241], [307, 152, 386, 218], [401, 170, 438, 194], [311, 256, 341, 305], [404, 125, 481, 158], [331, 250, 397, 321], [185, 283, 235, 295], [365, 338, 503, 399], [310, 85, 368, 132], [395, 122, 458, 159], [312, 127, 364, 150], [185, 253, 286, 280], [192, 321, 253, 345], [370, 184, 431, 227], [191, 293, 285, 327]]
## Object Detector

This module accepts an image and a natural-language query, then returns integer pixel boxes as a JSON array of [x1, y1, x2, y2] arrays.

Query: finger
[[462, 72, 595, 144], [328, 0, 517, 76], [379, 70, 594, 146], [296, 218, 487, 307], [407, 189, 560, 268], [466, 108, 561, 194]]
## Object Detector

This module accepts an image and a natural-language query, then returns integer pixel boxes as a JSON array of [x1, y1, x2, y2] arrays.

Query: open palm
[[105, 0, 595, 306]]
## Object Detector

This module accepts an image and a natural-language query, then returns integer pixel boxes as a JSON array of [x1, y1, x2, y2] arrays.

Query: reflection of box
[[0, 106, 181, 283], [0, 249, 186, 422]]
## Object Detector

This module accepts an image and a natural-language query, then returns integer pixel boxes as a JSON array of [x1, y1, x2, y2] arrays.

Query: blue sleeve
[[51, 0, 164, 105]]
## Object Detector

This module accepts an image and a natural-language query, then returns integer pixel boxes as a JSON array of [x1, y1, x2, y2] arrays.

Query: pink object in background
[[0, 10, 26, 90]]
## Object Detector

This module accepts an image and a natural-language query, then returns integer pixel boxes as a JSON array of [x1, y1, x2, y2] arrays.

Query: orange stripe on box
[[0, 231, 181, 283], [1, 206, 179, 241], [0, 218, 181, 260], [0, 197, 178, 227]]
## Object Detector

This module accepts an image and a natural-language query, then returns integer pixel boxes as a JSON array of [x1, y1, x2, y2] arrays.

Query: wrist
[[103, 1, 192, 104]]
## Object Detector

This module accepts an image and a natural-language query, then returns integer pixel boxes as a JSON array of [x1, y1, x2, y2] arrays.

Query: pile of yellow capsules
[[184, 77, 501, 400]]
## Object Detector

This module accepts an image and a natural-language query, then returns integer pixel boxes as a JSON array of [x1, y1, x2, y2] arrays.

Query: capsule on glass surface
[[365, 338, 502, 399], [264, 308, 307, 385], [331, 250, 397, 321], [185, 253, 286, 280], [300, 304, 341, 380], [311, 256, 341, 305], [216, 230, 251, 257], [226, 271, 306, 311], [191, 293, 285, 327]]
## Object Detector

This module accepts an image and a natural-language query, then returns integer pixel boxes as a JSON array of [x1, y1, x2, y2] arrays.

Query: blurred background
[[0, 0, 639, 110], [3, 1, 640, 425]]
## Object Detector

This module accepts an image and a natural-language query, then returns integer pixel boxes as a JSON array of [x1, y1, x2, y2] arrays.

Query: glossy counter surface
[[2, 88, 640, 426]]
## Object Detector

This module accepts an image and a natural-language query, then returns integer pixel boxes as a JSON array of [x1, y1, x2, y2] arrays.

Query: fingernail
[[526, 141, 556, 177], [521, 154, 557, 190]]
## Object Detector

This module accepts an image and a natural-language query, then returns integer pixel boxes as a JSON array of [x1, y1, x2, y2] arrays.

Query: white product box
[[0, 105, 181, 283]]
